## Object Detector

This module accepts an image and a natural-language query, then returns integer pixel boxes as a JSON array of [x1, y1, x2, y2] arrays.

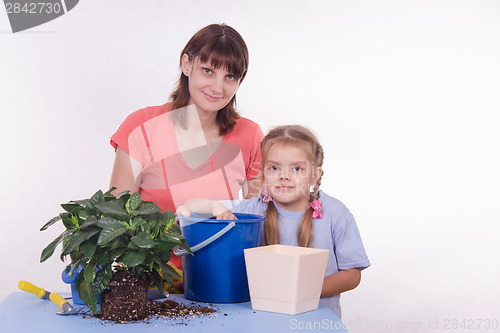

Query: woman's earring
[[309, 185, 315, 193]]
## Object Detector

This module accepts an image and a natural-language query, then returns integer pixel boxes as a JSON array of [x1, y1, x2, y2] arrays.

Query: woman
[[109, 24, 264, 271]]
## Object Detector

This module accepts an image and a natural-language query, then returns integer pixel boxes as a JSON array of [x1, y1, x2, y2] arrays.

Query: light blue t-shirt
[[231, 190, 370, 318]]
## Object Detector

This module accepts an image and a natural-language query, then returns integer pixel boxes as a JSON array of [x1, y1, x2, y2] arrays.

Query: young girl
[[177, 125, 370, 318], [110, 24, 264, 272]]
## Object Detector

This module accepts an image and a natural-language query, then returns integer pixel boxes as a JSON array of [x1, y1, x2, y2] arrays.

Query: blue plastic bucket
[[175, 213, 265, 303]]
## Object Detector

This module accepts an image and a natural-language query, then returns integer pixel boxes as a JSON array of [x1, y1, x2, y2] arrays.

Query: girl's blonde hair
[[169, 24, 249, 136], [261, 125, 324, 247]]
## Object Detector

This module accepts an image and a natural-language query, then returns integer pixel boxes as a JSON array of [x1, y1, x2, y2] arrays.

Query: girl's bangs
[[198, 41, 247, 79], [262, 138, 314, 161]]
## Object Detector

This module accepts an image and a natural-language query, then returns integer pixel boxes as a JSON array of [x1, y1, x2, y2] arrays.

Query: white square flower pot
[[244, 244, 329, 315]]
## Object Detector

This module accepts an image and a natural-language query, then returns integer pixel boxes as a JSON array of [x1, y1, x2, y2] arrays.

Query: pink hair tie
[[310, 200, 324, 219], [261, 189, 273, 203]]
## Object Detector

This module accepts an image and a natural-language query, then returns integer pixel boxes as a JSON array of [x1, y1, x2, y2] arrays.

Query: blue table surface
[[0, 292, 349, 333]]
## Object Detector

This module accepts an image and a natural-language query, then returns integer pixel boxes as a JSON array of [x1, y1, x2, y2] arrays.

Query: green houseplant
[[40, 188, 191, 319]]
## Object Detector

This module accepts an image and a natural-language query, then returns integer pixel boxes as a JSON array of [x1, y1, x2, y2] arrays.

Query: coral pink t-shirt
[[111, 103, 263, 212]]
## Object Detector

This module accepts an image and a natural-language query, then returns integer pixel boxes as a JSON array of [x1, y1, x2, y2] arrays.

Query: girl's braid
[[309, 141, 324, 202]]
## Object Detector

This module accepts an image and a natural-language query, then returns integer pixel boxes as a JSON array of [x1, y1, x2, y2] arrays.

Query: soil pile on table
[[92, 299, 218, 324], [147, 299, 217, 320]]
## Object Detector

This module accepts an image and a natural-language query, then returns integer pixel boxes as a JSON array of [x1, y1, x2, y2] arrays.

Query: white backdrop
[[1, 1, 499, 332]]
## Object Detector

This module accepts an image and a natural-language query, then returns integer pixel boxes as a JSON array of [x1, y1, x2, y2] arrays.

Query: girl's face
[[262, 143, 321, 212], [181, 54, 240, 114]]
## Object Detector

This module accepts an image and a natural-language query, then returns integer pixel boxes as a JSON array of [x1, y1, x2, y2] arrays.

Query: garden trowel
[[18, 280, 53, 299], [18, 280, 86, 315], [49, 292, 87, 315]]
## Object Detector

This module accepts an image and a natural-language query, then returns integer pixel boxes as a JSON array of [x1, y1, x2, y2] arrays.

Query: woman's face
[[262, 143, 321, 212], [182, 54, 240, 114]]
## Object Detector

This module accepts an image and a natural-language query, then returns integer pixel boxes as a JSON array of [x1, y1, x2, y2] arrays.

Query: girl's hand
[[176, 205, 191, 218], [212, 202, 237, 220], [177, 199, 233, 219], [215, 210, 238, 220]]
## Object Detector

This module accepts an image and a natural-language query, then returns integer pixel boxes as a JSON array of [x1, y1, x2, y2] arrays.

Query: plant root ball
[[100, 270, 150, 322]]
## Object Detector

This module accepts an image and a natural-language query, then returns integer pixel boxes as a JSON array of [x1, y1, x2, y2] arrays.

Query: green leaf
[[152, 210, 175, 238], [138, 203, 161, 216], [62, 229, 100, 256], [155, 259, 180, 286], [134, 266, 146, 276], [120, 250, 146, 268], [151, 222, 160, 239], [158, 236, 192, 256], [95, 201, 130, 221], [69, 258, 85, 279], [40, 231, 70, 262], [104, 189, 129, 202], [77, 209, 90, 221], [131, 216, 147, 230], [127, 192, 143, 212], [109, 248, 126, 261], [169, 224, 182, 234], [139, 221, 151, 236], [76, 272, 98, 314], [40, 215, 61, 231], [96, 217, 120, 228], [79, 238, 98, 258], [113, 189, 130, 197], [82, 263, 96, 283], [130, 232, 154, 248], [92, 265, 113, 296], [162, 211, 176, 230], [61, 203, 81, 213], [97, 224, 128, 245], [93, 253, 112, 267], [149, 269, 164, 297], [86, 190, 104, 211], [153, 246, 172, 263], [119, 193, 131, 207], [164, 232, 185, 243], [153, 239, 176, 252], [127, 241, 140, 250], [71, 215, 80, 228], [79, 215, 98, 229], [61, 213, 79, 230], [69, 199, 89, 206], [104, 187, 116, 196]]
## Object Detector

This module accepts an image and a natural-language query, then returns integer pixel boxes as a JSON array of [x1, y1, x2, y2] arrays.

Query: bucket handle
[[173, 222, 236, 257]]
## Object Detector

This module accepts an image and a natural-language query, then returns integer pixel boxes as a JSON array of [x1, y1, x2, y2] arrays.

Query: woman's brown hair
[[169, 24, 249, 136], [261, 125, 324, 247]]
